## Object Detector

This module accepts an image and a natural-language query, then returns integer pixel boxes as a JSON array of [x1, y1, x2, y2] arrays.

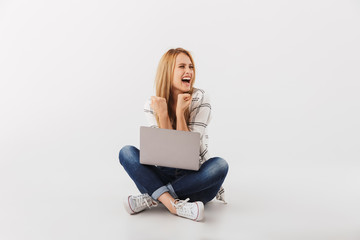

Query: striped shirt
[[143, 88, 212, 165]]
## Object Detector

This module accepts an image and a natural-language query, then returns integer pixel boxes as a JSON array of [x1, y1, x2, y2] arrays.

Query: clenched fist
[[151, 96, 168, 117], [176, 93, 192, 116]]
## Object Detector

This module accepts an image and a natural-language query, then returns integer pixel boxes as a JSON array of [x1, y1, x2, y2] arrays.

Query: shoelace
[[171, 198, 194, 217], [171, 198, 190, 209], [134, 194, 158, 209], [216, 186, 227, 204]]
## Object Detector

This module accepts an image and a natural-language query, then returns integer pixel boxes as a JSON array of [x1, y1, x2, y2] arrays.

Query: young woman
[[118, 48, 229, 221]]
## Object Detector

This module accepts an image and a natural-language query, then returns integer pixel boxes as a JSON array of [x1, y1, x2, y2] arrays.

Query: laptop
[[140, 126, 201, 171]]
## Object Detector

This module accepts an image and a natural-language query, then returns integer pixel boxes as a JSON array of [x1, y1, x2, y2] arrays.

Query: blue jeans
[[118, 145, 229, 204]]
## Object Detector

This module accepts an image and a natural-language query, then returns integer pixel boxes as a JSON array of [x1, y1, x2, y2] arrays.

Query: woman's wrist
[[176, 109, 185, 117], [157, 111, 169, 119], [176, 111, 189, 131]]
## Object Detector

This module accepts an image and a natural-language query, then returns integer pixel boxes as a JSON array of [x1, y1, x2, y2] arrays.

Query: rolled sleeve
[[144, 98, 159, 128], [188, 90, 212, 138]]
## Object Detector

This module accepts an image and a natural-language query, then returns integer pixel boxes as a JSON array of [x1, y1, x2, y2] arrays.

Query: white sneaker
[[123, 193, 158, 215], [216, 186, 227, 204], [171, 198, 204, 221]]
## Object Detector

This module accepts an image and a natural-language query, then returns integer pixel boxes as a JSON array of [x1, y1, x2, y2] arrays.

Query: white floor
[[1, 162, 360, 240], [1, 0, 360, 239]]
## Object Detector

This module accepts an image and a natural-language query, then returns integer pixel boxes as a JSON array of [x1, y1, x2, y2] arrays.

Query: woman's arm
[[158, 113, 173, 130], [151, 96, 173, 130], [176, 111, 190, 131], [176, 93, 192, 131]]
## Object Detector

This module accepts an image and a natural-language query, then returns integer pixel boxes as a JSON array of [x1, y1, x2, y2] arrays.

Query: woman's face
[[172, 53, 194, 94]]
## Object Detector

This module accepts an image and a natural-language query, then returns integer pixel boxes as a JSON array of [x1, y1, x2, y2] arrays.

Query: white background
[[1, 0, 359, 239]]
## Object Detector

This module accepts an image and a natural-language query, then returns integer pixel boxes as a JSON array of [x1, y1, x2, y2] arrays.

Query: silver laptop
[[140, 126, 201, 171]]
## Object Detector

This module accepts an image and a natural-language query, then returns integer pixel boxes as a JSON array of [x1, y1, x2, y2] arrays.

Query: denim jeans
[[119, 145, 229, 204]]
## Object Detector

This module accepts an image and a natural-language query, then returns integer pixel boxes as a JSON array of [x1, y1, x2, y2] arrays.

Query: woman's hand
[[176, 93, 192, 116], [151, 96, 168, 117]]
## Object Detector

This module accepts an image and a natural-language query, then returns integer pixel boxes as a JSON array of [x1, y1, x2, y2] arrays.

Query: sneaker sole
[[195, 201, 204, 221], [123, 196, 135, 215]]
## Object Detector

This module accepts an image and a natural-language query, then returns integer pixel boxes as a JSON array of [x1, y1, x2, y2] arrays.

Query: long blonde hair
[[154, 48, 196, 129]]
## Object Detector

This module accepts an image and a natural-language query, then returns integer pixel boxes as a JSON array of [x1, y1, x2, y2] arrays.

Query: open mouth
[[182, 77, 191, 84]]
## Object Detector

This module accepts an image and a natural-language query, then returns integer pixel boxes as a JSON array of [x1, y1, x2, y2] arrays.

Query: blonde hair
[[154, 48, 196, 129]]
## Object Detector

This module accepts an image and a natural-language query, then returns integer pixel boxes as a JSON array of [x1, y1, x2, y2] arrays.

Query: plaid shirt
[[143, 88, 227, 203], [143, 88, 212, 165]]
